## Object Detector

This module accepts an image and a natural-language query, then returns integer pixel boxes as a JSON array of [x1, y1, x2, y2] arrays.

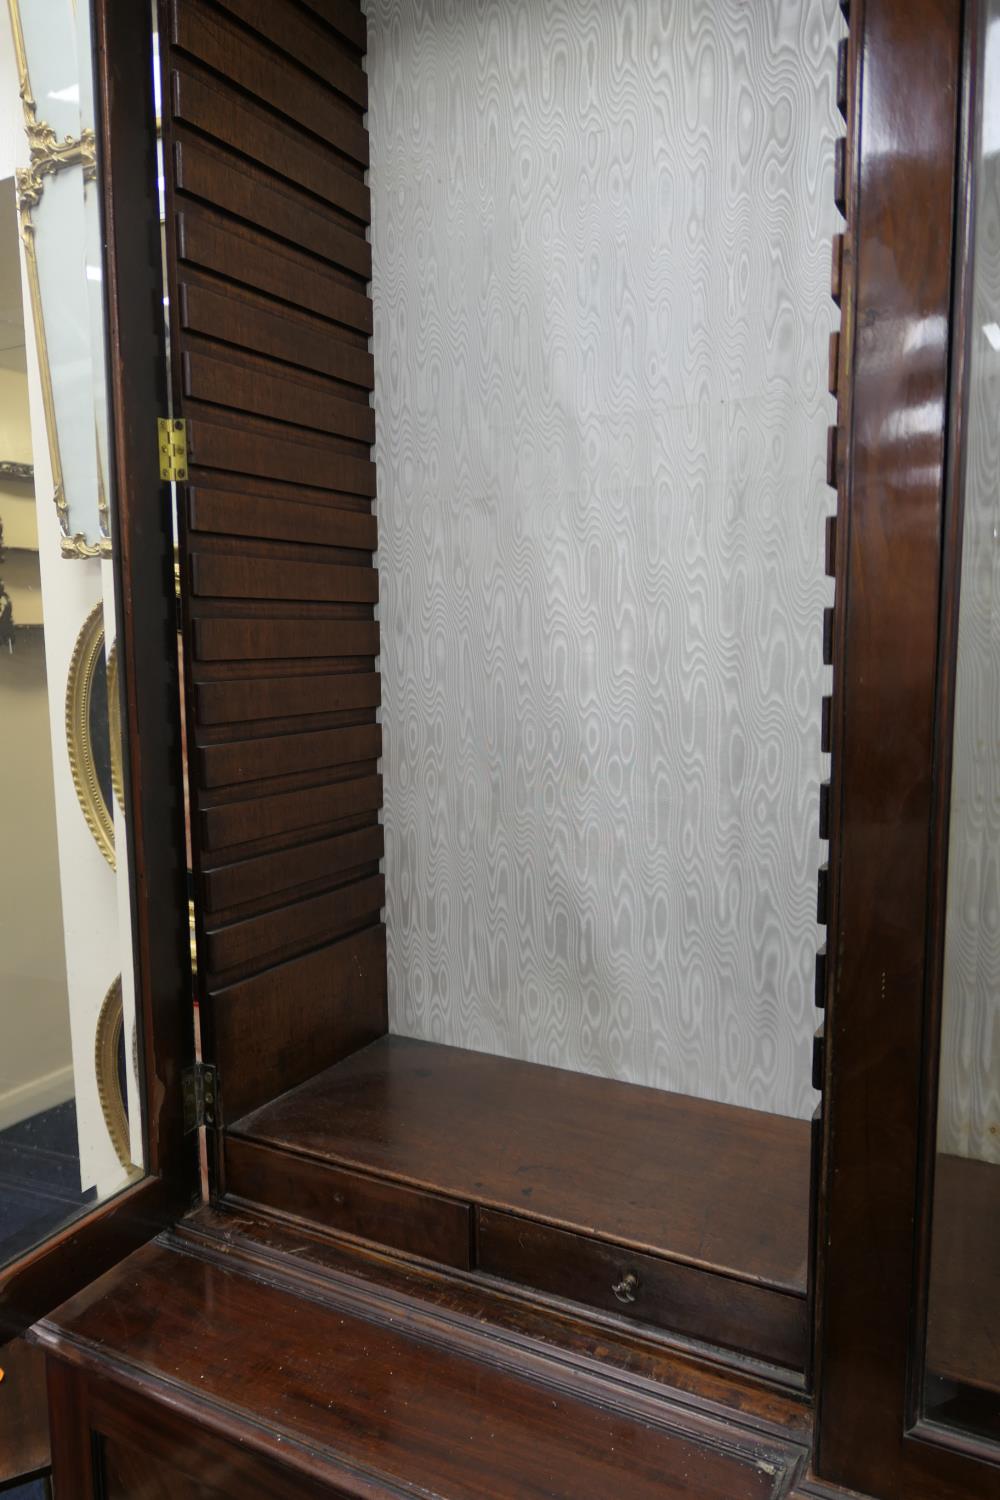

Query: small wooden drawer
[[225, 1136, 472, 1269], [476, 1209, 807, 1372]]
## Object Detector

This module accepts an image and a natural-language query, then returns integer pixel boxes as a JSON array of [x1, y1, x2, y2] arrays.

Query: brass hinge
[[182, 1062, 217, 1133], [157, 416, 189, 482]]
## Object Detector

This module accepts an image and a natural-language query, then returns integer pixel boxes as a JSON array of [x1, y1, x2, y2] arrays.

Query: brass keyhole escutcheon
[[612, 1272, 639, 1305]]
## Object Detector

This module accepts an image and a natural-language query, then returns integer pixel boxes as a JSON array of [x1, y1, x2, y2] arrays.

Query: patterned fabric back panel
[[369, 0, 842, 1118]]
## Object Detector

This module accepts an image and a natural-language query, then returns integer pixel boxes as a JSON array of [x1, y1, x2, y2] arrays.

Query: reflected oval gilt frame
[[94, 974, 136, 1172], [65, 600, 115, 869]]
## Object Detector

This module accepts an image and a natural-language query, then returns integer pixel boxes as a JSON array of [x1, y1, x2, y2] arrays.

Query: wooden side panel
[[212, 926, 387, 1121], [48, 1359, 335, 1500], [0, 1337, 49, 1483], [158, 0, 386, 1118]]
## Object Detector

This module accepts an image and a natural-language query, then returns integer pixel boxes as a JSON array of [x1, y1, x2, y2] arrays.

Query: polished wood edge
[[0, 1178, 173, 1341], [38, 1341, 412, 1500], [907, 1418, 1000, 1472], [96, 0, 195, 1192], [178, 1205, 812, 1438], [789, 1477, 873, 1500], [45, 1360, 95, 1500], [906, 0, 988, 1437], [811, 0, 1000, 1493]]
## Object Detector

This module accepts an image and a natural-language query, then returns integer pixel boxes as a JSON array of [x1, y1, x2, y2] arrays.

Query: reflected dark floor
[[0, 1100, 95, 1265]]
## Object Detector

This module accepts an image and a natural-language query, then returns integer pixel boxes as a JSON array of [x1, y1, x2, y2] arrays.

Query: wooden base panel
[[35, 1224, 822, 1499]]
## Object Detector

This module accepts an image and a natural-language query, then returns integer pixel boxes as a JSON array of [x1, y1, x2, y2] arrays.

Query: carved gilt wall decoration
[[94, 974, 138, 1173], [65, 600, 115, 868], [6, 0, 111, 558]]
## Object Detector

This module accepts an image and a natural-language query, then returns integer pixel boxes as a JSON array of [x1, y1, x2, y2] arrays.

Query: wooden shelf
[[228, 1037, 812, 1370]]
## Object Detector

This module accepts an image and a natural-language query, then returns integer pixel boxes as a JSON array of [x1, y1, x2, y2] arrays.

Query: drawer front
[[226, 1136, 472, 1269], [476, 1209, 807, 1371]]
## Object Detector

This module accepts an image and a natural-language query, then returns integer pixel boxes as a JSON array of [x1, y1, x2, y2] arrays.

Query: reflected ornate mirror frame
[[5, 0, 110, 558], [65, 600, 115, 869], [106, 639, 125, 815], [95, 975, 138, 1174]]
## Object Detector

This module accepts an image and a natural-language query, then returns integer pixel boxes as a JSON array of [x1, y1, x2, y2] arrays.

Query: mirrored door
[[0, 0, 152, 1271], [922, 0, 1000, 1449]]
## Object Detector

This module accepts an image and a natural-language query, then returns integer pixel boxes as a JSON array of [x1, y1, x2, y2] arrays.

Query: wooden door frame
[[0, 0, 195, 1343], [814, 0, 999, 1493]]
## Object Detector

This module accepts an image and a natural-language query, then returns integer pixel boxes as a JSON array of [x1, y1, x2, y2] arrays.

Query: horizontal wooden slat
[[211, 923, 387, 1119], [172, 68, 369, 222], [194, 616, 379, 662], [191, 551, 378, 604], [183, 350, 376, 443], [188, 417, 376, 496], [175, 135, 372, 278], [212, 0, 368, 109], [202, 769, 381, 846], [180, 280, 373, 386], [225, 1137, 472, 1269], [205, 871, 384, 972], [297, 0, 367, 52], [825, 514, 838, 577], [178, 210, 372, 334], [831, 231, 844, 306], [188, 483, 376, 550], [196, 672, 381, 730], [202, 823, 383, 911], [172, 0, 369, 167]]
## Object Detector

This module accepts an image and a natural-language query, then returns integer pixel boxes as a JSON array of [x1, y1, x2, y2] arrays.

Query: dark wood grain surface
[[179, 1203, 815, 1434], [811, 0, 1000, 1495], [0, 1337, 49, 1482], [233, 1035, 811, 1293], [212, 926, 387, 1122], [925, 1154, 1000, 1399], [227, 1137, 473, 1269], [159, 0, 387, 1120], [37, 1235, 801, 1500], [477, 1209, 807, 1370]]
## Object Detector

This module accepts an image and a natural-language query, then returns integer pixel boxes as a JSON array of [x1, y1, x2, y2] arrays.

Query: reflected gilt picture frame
[[65, 599, 115, 869], [94, 974, 138, 1173]]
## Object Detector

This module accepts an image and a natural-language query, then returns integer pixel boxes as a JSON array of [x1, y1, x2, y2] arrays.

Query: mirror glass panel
[[0, 0, 145, 1270], [923, 0, 1000, 1444]]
